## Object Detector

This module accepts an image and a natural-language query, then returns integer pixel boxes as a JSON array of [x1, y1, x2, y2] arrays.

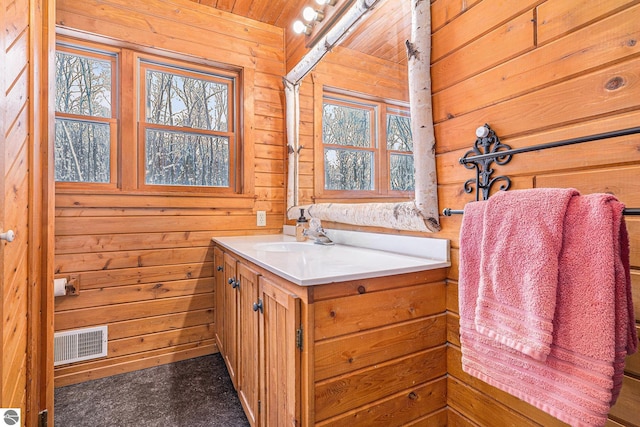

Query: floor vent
[[54, 326, 108, 366]]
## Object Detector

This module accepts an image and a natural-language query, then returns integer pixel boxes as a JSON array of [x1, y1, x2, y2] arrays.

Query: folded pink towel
[[607, 194, 638, 403], [459, 193, 637, 427], [475, 188, 579, 361]]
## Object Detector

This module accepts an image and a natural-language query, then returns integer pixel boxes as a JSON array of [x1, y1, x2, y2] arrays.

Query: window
[[54, 44, 117, 186], [321, 94, 414, 196], [54, 38, 242, 195], [322, 99, 375, 191], [386, 109, 414, 191], [139, 60, 237, 191]]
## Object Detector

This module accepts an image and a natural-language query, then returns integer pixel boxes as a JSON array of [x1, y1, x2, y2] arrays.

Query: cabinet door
[[237, 262, 261, 427], [214, 246, 225, 355], [223, 252, 240, 389], [259, 277, 302, 427]]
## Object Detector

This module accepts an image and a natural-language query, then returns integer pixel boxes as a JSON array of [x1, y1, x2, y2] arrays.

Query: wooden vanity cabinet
[[215, 250, 241, 388], [259, 275, 302, 427], [214, 244, 448, 426], [236, 261, 261, 426], [213, 247, 225, 360], [215, 247, 301, 427]]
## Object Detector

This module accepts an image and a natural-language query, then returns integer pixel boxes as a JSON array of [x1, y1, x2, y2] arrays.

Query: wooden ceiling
[[189, 0, 411, 64], [341, 0, 411, 65], [192, 0, 303, 28]]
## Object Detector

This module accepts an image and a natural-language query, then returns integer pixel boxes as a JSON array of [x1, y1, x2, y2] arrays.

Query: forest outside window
[[386, 109, 414, 191], [54, 43, 117, 187], [54, 37, 243, 195], [139, 60, 238, 192], [321, 94, 414, 196]]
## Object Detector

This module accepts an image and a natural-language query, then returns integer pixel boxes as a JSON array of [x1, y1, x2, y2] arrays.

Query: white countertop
[[213, 230, 450, 286]]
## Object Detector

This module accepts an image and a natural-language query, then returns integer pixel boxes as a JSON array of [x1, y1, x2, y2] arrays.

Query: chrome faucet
[[303, 219, 334, 245]]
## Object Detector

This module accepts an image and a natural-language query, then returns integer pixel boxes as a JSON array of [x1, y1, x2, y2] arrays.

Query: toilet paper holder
[[54, 275, 80, 296]]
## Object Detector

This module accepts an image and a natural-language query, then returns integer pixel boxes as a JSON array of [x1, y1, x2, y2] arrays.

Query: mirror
[[285, 0, 440, 232]]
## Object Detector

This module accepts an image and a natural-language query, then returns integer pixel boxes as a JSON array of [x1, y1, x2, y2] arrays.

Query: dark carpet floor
[[54, 353, 250, 427]]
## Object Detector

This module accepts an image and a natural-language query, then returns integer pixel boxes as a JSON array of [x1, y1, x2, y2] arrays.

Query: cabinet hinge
[[296, 327, 303, 350], [39, 409, 48, 427], [258, 399, 261, 414]]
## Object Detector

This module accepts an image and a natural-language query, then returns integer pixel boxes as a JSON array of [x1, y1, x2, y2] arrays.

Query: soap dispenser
[[296, 208, 308, 242]]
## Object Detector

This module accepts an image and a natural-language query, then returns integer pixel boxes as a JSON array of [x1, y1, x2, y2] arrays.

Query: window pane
[[390, 153, 415, 191], [322, 103, 371, 148], [145, 129, 229, 187], [55, 119, 111, 183], [387, 114, 413, 151], [324, 148, 373, 190], [146, 69, 229, 132], [55, 52, 112, 117]]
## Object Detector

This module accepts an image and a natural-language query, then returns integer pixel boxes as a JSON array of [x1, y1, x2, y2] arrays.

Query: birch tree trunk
[[406, 0, 439, 226], [283, 80, 300, 209], [292, 201, 440, 232]]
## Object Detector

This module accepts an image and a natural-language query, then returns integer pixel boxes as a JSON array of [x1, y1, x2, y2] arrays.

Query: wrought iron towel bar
[[442, 124, 640, 216]]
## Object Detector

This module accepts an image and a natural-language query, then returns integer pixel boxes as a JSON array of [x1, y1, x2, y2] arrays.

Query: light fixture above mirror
[[292, 0, 353, 46], [303, 6, 324, 22], [293, 20, 312, 35]]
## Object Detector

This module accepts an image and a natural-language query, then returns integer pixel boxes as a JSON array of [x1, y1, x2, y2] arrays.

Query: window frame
[[321, 95, 379, 194], [385, 106, 415, 193], [54, 41, 119, 191], [137, 56, 240, 194], [316, 90, 414, 199], [54, 35, 248, 197]]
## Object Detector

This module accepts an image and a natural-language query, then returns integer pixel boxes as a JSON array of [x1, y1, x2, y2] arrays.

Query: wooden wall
[[291, 0, 640, 425], [431, 0, 640, 426], [53, 0, 287, 386]]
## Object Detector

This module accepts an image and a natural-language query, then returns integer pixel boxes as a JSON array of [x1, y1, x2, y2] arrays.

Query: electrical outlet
[[257, 211, 267, 227]]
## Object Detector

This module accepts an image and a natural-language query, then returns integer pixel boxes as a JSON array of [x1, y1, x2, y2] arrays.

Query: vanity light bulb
[[303, 6, 317, 22], [293, 20, 308, 35]]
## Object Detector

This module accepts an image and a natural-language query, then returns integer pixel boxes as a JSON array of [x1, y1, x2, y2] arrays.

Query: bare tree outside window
[[145, 130, 229, 187], [143, 65, 233, 188], [54, 49, 113, 183], [322, 101, 374, 191], [387, 113, 415, 191], [321, 95, 414, 194]]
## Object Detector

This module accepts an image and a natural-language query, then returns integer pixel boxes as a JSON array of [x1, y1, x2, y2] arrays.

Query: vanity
[[212, 230, 450, 426]]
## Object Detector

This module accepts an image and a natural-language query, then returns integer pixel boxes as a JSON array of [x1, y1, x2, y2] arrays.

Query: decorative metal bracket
[[461, 124, 512, 201], [442, 124, 640, 216]]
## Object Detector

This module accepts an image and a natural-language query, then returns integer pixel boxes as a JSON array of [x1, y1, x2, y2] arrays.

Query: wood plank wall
[[290, 0, 640, 425], [431, 0, 640, 426], [53, 0, 287, 386], [1, 0, 32, 414]]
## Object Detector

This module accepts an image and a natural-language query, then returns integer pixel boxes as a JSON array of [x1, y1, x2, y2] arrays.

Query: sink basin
[[253, 242, 324, 252]]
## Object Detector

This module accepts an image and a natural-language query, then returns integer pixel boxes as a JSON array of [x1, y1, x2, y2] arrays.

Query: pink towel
[[609, 195, 638, 403], [459, 193, 637, 427], [475, 188, 579, 361]]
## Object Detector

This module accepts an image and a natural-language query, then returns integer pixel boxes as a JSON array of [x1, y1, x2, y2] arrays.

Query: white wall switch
[[257, 211, 267, 226]]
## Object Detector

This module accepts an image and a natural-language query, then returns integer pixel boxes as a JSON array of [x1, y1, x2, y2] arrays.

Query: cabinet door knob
[[228, 277, 234, 285], [253, 299, 263, 313], [232, 280, 240, 289], [217, 266, 223, 271]]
